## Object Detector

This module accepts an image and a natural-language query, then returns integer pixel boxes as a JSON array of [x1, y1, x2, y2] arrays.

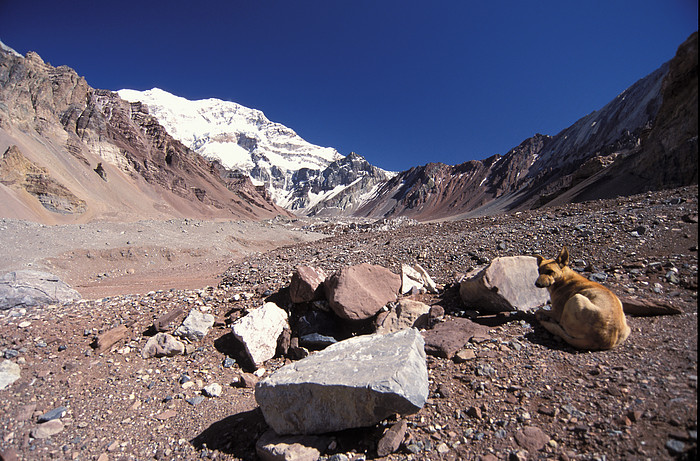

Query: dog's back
[[536, 248, 630, 350]]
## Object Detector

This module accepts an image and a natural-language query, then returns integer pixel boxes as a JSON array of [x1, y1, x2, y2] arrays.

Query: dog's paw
[[535, 310, 550, 322]]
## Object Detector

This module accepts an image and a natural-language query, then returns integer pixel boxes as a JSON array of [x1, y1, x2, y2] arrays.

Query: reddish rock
[[235, 372, 260, 388], [324, 263, 401, 321], [377, 420, 408, 457], [289, 266, 327, 303], [154, 308, 184, 332], [92, 325, 129, 353], [422, 318, 490, 359], [515, 426, 549, 452]]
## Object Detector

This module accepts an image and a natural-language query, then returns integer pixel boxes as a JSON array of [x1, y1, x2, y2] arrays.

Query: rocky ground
[[0, 185, 697, 461]]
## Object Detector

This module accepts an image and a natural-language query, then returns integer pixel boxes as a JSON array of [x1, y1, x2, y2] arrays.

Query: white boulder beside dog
[[459, 256, 549, 312]]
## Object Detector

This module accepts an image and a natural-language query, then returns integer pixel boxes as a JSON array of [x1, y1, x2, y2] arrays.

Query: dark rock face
[[587, 31, 698, 197], [355, 37, 691, 220]]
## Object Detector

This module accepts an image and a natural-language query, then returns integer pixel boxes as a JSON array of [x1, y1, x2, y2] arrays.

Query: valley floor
[[0, 218, 326, 299], [0, 185, 697, 460]]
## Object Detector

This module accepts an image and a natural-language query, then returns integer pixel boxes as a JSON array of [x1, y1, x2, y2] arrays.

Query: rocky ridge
[[357, 32, 697, 221], [0, 185, 696, 460], [0, 47, 288, 224]]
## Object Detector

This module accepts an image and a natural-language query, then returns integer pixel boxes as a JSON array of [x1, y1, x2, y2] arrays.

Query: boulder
[[459, 256, 549, 312], [0, 270, 80, 310], [232, 302, 289, 367], [141, 333, 185, 359], [175, 309, 215, 341], [255, 328, 428, 435], [289, 266, 327, 303], [422, 318, 490, 359], [324, 263, 401, 321], [375, 299, 431, 334]]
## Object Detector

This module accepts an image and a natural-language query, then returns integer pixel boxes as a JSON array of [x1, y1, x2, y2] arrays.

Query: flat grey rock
[[0, 270, 81, 310], [255, 328, 428, 435], [174, 309, 215, 341]]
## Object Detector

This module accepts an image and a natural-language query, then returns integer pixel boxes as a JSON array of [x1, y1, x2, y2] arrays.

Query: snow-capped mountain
[[117, 88, 392, 213]]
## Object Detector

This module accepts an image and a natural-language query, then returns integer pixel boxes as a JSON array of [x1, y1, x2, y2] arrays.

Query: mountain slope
[[357, 40, 681, 220], [564, 31, 698, 203], [0, 46, 288, 224], [117, 88, 394, 215]]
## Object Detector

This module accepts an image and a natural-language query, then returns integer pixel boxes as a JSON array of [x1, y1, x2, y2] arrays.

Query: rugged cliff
[[355, 33, 688, 220], [568, 31, 698, 201], [0, 47, 288, 223]]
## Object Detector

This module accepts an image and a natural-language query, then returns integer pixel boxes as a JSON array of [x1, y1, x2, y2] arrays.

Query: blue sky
[[1, 1, 697, 172]]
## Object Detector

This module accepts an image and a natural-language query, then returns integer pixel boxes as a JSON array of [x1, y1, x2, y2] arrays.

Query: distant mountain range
[[0, 32, 696, 224]]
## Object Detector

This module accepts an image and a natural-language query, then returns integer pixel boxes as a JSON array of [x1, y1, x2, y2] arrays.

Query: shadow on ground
[[191, 408, 268, 460]]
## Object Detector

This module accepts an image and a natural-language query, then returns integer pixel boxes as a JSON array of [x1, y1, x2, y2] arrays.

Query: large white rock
[[232, 302, 289, 367], [255, 328, 428, 435], [401, 264, 438, 294], [459, 256, 549, 313]]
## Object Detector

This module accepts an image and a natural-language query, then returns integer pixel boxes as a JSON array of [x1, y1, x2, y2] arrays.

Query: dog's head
[[534, 247, 570, 288]]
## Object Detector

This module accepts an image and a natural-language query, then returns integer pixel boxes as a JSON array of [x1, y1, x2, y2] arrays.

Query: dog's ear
[[556, 247, 570, 267], [534, 254, 544, 266]]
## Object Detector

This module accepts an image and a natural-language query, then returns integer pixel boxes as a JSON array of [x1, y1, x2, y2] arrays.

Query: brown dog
[[534, 248, 630, 350]]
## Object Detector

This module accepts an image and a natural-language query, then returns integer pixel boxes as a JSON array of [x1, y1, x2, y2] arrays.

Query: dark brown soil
[[0, 185, 696, 461]]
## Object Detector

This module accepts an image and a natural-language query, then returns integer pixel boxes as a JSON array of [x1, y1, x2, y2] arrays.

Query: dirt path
[[0, 217, 325, 299]]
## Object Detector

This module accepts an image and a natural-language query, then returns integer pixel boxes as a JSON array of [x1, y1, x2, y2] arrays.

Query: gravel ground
[[0, 185, 697, 461], [0, 218, 326, 299]]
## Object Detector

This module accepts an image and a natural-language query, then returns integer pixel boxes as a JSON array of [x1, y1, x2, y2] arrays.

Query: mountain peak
[[0, 39, 23, 58], [118, 88, 390, 213]]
